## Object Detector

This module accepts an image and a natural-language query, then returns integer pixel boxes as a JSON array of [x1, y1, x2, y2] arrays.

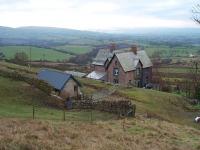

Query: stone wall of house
[[60, 79, 81, 99], [141, 67, 152, 87], [107, 55, 136, 86], [94, 65, 106, 72]]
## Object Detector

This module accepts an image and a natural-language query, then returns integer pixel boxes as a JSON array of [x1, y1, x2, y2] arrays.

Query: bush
[[161, 85, 172, 92], [9, 52, 29, 65]]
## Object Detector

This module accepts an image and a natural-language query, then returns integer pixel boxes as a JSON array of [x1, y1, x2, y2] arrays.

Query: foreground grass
[[0, 117, 200, 150]]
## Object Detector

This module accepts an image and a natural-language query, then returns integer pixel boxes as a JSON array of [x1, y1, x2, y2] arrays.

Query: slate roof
[[92, 49, 113, 66], [115, 52, 140, 72], [37, 69, 81, 91], [64, 71, 86, 78], [137, 50, 153, 68], [93, 47, 153, 72], [113, 50, 152, 72], [86, 71, 106, 80]]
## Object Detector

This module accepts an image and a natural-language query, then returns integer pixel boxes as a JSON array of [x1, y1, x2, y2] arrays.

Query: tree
[[0, 52, 5, 60], [184, 60, 200, 100], [190, 61, 200, 99], [193, 4, 200, 24], [14, 52, 28, 65]]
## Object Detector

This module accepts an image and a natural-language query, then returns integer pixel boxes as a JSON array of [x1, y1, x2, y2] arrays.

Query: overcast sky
[[0, 0, 199, 30]]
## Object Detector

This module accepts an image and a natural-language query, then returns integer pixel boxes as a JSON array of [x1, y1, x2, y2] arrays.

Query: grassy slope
[[79, 78, 200, 128], [0, 46, 72, 61], [0, 62, 199, 126], [0, 62, 200, 149], [0, 77, 115, 121], [53, 45, 93, 54]]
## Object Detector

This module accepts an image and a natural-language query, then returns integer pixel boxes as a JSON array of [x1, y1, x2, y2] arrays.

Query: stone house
[[37, 69, 81, 99], [87, 45, 153, 87]]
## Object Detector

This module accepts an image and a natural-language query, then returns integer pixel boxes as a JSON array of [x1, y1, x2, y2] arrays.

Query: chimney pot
[[131, 45, 138, 54]]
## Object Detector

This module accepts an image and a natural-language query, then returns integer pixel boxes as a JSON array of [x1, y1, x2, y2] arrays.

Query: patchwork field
[[143, 44, 200, 58], [0, 46, 72, 61], [53, 45, 93, 54]]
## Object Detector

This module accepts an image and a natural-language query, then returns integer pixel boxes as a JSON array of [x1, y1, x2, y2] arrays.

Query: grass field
[[53, 45, 93, 54], [0, 46, 72, 61], [0, 62, 200, 149], [79, 78, 200, 128], [0, 76, 115, 121], [143, 44, 200, 58], [1, 117, 200, 150]]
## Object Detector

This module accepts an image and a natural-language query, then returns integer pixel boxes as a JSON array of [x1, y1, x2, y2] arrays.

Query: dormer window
[[113, 68, 119, 76]]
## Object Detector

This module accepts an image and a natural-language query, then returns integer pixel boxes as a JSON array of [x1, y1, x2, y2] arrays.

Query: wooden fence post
[[32, 104, 35, 120], [63, 109, 66, 121], [90, 95, 93, 123], [133, 104, 136, 118]]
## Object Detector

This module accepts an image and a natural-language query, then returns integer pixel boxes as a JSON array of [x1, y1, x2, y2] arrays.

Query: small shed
[[37, 69, 81, 99]]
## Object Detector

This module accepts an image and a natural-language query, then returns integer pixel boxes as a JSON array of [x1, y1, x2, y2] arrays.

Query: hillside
[[0, 75, 200, 150], [79, 78, 200, 127], [0, 61, 199, 126], [0, 62, 200, 149], [1, 26, 200, 47]]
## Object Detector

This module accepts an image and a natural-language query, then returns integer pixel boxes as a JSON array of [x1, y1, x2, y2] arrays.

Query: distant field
[[0, 46, 72, 61], [53, 45, 93, 54], [143, 44, 200, 58], [158, 67, 191, 74]]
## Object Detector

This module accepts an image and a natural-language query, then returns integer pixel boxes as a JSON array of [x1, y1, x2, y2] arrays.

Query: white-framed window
[[113, 68, 119, 76], [113, 79, 119, 84], [136, 68, 141, 76]]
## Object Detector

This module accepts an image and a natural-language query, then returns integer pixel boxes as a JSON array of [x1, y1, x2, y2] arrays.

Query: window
[[113, 68, 119, 76], [115, 60, 118, 65], [146, 76, 149, 84], [74, 85, 78, 92], [136, 68, 141, 76], [113, 79, 119, 84]]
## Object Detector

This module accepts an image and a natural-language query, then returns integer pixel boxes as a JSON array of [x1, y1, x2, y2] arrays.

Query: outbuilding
[[37, 69, 81, 99]]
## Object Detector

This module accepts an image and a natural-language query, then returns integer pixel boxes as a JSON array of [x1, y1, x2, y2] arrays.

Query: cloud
[[0, 0, 198, 30]]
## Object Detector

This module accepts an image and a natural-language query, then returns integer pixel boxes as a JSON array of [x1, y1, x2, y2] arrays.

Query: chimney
[[109, 43, 116, 52], [131, 45, 138, 55]]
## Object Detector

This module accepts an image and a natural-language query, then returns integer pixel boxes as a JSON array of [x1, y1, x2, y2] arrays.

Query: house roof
[[106, 50, 152, 72], [37, 69, 81, 91], [137, 50, 153, 68], [115, 52, 140, 72], [64, 71, 86, 78], [86, 71, 106, 80], [92, 49, 113, 66], [93, 47, 153, 71]]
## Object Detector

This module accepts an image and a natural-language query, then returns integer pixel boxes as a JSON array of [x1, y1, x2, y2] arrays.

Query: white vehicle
[[195, 117, 200, 123]]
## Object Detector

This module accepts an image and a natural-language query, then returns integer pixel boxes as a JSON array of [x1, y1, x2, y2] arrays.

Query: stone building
[[37, 69, 81, 99], [87, 45, 153, 87]]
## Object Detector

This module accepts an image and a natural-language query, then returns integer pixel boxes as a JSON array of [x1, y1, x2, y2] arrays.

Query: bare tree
[[192, 4, 200, 24]]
